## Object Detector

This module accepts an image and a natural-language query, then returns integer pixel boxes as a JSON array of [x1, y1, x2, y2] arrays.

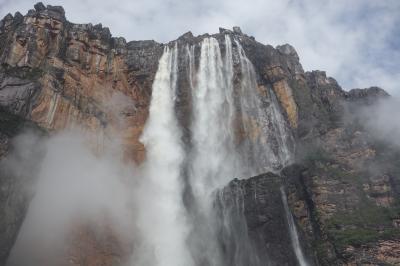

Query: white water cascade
[[185, 35, 297, 266], [190, 36, 240, 202], [136, 44, 194, 266], [235, 40, 293, 174], [280, 187, 309, 266], [186, 36, 243, 266], [5, 34, 306, 266], [116, 35, 297, 266], [234, 41, 307, 266]]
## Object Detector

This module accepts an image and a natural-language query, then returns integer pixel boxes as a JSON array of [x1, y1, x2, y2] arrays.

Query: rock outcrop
[[0, 3, 164, 162], [216, 173, 315, 266]]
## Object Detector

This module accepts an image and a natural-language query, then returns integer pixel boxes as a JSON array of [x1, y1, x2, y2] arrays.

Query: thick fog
[[6, 131, 136, 265], [351, 97, 400, 148]]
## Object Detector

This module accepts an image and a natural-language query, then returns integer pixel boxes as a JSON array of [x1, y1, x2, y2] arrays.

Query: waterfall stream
[[187, 36, 243, 266], [7, 34, 305, 266], [138, 44, 194, 266], [190, 36, 239, 203], [139, 35, 302, 266], [280, 187, 309, 266], [234, 40, 293, 174]]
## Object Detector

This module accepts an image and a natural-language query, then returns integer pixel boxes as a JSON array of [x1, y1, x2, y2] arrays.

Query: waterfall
[[137, 43, 194, 266], [190, 36, 239, 200], [184, 35, 297, 265], [215, 182, 262, 266], [280, 187, 309, 266], [137, 35, 298, 266], [235, 40, 293, 174], [5, 32, 303, 266], [186, 36, 242, 266], [186, 44, 195, 90]]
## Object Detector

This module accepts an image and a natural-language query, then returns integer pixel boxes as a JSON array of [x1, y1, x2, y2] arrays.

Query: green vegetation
[[326, 165, 360, 182], [312, 239, 334, 265], [326, 202, 400, 249], [329, 200, 399, 227], [374, 142, 400, 182], [332, 228, 400, 248]]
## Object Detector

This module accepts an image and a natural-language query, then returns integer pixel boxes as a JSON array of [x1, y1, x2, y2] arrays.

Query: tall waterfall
[[235, 40, 293, 174], [186, 36, 242, 266], [137, 44, 194, 266], [280, 187, 309, 266], [5, 34, 304, 266], [190, 36, 239, 202], [134, 35, 297, 266]]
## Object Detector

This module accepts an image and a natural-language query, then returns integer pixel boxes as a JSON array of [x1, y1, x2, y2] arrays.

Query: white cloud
[[1, 0, 399, 95]]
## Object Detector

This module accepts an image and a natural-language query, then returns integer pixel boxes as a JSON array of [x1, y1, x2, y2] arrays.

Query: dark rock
[[346, 86, 390, 105], [177, 31, 194, 41], [34, 2, 46, 12], [233, 26, 243, 34], [93, 23, 103, 30], [276, 44, 299, 60], [219, 27, 232, 34], [13, 12, 23, 23], [217, 172, 315, 265], [0, 110, 45, 265], [2, 14, 13, 21], [46, 5, 65, 16], [0, 69, 41, 118]]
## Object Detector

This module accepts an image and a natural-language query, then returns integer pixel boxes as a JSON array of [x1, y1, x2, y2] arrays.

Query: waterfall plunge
[[185, 36, 243, 266], [190, 36, 239, 203], [235, 40, 293, 174], [6, 35, 304, 266], [137, 35, 299, 266], [137, 44, 194, 266]]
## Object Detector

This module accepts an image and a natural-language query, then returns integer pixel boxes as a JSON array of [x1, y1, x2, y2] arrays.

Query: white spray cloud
[[5, 130, 136, 266], [354, 97, 400, 148], [132, 44, 194, 266]]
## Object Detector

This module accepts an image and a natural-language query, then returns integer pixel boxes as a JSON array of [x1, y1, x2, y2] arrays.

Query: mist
[[350, 96, 400, 148], [5, 43, 194, 266], [6, 130, 136, 265]]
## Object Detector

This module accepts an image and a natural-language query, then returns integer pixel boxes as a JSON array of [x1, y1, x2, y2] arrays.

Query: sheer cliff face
[[1, 3, 399, 266], [0, 3, 164, 163]]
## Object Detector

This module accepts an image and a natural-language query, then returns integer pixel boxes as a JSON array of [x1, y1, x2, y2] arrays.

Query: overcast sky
[[1, 0, 399, 95]]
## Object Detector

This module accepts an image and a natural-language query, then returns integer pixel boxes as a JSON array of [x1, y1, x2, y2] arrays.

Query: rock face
[[0, 111, 44, 263], [0, 3, 399, 266], [215, 173, 314, 266], [0, 4, 162, 264], [0, 4, 163, 162]]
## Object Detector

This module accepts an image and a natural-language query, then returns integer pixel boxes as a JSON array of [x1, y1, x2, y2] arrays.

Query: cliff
[[0, 3, 399, 266]]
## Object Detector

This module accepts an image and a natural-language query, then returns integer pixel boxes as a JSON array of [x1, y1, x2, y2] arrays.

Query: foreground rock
[[216, 172, 315, 266]]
